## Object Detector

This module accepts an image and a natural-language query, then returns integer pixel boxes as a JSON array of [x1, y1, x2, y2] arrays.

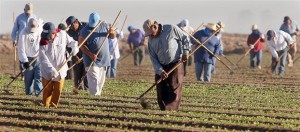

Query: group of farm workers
[[10, 3, 298, 110]]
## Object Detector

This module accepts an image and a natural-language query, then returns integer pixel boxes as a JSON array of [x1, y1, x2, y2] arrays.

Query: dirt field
[[0, 34, 300, 131]]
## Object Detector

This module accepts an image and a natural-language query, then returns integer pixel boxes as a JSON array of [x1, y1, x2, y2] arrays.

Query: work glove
[[23, 62, 30, 69], [49, 69, 59, 78], [250, 45, 254, 49], [13, 40, 17, 47]]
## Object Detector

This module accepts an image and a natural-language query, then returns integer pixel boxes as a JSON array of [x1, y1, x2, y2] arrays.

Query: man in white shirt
[[18, 18, 42, 96], [39, 22, 79, 107], [266, 30, 295, 77]]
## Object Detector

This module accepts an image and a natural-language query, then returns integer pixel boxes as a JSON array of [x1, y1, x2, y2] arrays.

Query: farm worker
[[17, 18, 42, 96], [39, 22, 79, 107], [266, 30, 295, 77], [143, 19, 190, 110], [11, 3, 37, 80], [279, 16, 299, 67], [66, 16, 89, 90], [247, 24, 265, 70], [107, 24, 124, 78], [192, 23, 220, 82], [127, 26, 146, 66], [177, 19, 194, 76], [79, 12, 115, 95], [211, 21, 225, 74]]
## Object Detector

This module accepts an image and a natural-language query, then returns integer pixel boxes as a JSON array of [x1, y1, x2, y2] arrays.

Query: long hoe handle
[[137, 26, 222, 100], [73, 11, 122, 94]]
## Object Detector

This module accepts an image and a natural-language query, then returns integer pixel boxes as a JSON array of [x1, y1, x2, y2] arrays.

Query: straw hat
[[204, 23, 217, 31]]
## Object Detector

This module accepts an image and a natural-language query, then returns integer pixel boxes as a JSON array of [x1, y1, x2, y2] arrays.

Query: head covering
[[284, 16, 291, 23], [267, 30, 275, 40], [28, 18, 38, 33], [41, 22, 56, 39], [252, 24, 258, 30], [58, 23, 66, 30], [204, 23, 217, 31], [66, 16, 77, 26], [24, 3, 33, 14], [88, 12, 100, 27], [217, 21, 225, 31], [179, 19, 189, 27], [143, 19, 155, 36], [128, 26, 136, 31]]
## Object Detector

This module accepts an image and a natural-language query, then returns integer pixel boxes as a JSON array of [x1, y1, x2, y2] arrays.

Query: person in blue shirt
[[143, 19, 190, 110], [11, 3, 37, 79], [211, 21, 224, 74], [79, 12, 115, 95], [192, 23, 220, 82]]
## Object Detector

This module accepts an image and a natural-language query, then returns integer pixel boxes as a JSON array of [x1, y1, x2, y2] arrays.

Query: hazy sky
[[1, 0, 300, 34]]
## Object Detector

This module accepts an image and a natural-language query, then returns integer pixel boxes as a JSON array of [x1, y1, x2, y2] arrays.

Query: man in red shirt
[[247, 24, 265, 69]]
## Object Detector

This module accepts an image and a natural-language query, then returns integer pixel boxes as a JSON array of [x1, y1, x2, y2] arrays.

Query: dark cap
[[66, 16, 77, 26], [58, 23, 66, 30], [267, 30, 275, 40], [41, 22, 56, 39], [284, 16, 291, 22]]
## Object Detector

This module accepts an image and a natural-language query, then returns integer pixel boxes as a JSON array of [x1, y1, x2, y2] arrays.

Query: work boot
[[257, 65, 261, 69]]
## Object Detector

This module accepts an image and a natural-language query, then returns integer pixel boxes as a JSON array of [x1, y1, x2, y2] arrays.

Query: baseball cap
[[143, 19, 155, 36], [66, 16, 77, 26], [41, 22, 56, 39], [284, 16, 291, 22], [24, 3, 33, 14], [58, 23, 66, 30], [128, 26, 136, 31], [89, 12, 100, 27], [252, 24, 258, 30], [28, 18, 38, 33]]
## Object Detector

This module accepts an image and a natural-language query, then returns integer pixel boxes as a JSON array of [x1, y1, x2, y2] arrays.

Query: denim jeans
[[211, 58, 216, 74], [250, 50, 262, 68], [24, 57, 42, 96], [133, 45, 145, 66], [106, 58, 118, 78], [271, 49, 287, 75], [195, 62, 212, 82]]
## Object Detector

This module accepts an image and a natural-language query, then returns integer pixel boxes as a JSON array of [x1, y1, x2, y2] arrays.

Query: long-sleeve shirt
[[66, 22, 87, 58], [191, 29, 220, 64], [267, 30, 295, 58], [108, 30, 123, 59], [216, 33, 224, 55], [18, 27, 42, 63], [127, 29, 145, 47], [247, 30, 265, 52], [148, 24, 190, 75], [11, 13, 37, 42], [280, 21, 299, 37], [39, 30, 78, 81]]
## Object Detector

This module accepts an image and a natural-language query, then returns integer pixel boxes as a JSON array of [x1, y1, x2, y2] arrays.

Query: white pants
[[86, 66, 106, 95]]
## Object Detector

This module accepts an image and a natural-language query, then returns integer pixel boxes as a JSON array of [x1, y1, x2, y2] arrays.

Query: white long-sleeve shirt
[[39, 30, 78, 81], [108, 30, 123, 59], [267, 30, 295, 58], [18, 27, 42, 63]]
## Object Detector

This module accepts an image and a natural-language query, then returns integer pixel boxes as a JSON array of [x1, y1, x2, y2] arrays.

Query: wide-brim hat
[[204, 23, 217, 31]]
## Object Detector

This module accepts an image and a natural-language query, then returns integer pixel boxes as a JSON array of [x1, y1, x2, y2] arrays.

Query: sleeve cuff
[[156, 68, 165, 76]]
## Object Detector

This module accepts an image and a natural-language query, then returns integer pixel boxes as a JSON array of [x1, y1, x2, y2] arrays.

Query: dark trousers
[[73, 58, 88, 90], [155, 62, 184, 110]]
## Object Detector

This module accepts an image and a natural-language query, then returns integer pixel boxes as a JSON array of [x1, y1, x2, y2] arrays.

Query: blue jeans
[[271, 49, 287, 75], [211, 58, 216, 74], [106, 58, 118, 78], [250, 50, 262, 68], [24, 57, 42, 96], [195, 62, 212, 82]]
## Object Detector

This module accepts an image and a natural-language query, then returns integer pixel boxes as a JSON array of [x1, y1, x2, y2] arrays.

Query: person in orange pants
[[39, 22, 79, 107]]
